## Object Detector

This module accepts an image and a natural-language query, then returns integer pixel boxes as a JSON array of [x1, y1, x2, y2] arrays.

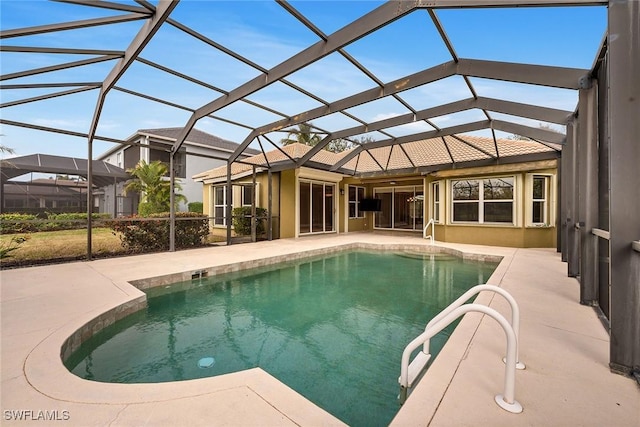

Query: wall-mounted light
[[340, 189, 345, 195], [390, 181, 397, 185]]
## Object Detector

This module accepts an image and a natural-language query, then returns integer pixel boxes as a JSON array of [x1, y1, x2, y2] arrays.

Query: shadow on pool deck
[[1, 233, 638, 426]]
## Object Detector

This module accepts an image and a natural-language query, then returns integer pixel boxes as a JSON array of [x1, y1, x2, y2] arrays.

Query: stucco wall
[[279, 169, 296, 239]]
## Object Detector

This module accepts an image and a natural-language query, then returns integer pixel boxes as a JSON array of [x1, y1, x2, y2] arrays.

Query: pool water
[[65, 250, 498, 426]]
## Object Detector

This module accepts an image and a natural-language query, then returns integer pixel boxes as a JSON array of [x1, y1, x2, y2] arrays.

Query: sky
[[0, 0, 608, 168]]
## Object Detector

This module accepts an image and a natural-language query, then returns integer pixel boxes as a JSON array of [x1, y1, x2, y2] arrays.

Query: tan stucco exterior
[[279, 169, 296, 239], [198, 159, 558, 248]]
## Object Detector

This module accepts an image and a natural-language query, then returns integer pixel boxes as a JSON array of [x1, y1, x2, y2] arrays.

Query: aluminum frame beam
[[0, 85, 100, 108], [0, 13, 148, 39], [491, 120, 566, 144], [0, 118, 125, 144], [330, 121, 491, 171], [350, 151, 559, 178], [230, 57, 578, 164], [53, 0, 152, 14], [415, 0, 606, 8], [84, 0, 178, 258], [457, 58, 589, 90], [171, 0, 420, 155], [576, 84, 599, 305], [0, 46, 125, 56], [0, 55, 121, 82]]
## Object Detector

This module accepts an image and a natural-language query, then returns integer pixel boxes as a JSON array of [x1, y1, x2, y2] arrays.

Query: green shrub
[[0, 213, 38, 234], [38, 212, 111, 232], [232, 207, 268, 236], [188, 202, 203, 213], [107, 212, 209, 252]]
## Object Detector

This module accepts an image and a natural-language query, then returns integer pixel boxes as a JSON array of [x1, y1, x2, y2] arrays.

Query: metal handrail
[[399, 304, 523, 414], [423, 218, 435, 245], [423, 284, 525, 370]]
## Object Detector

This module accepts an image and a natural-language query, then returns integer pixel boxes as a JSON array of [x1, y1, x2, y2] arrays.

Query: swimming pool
[[65, 250, 498, 426]]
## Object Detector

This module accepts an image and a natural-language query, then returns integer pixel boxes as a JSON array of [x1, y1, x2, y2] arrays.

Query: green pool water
[[66, 250, 498, 426]]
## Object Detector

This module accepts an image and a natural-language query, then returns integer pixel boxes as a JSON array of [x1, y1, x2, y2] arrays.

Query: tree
[[0, 145, 15, 155], [280, 123, 321, 147], [124, 160, 186, 215], [326, 138, 356, 153], [280, 125, 377, 153], [509, 123, 561, 141]]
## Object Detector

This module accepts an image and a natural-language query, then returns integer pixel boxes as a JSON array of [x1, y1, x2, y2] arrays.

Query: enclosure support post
[[251, 165, 256, 243], [556, 158, 563, 254], [577, 84, 599, 305], [86, 140, 93, 261], [607, 0, 640, 377], [0, 176, 5, 214], [565, 121, 579, 277], [268, 169, 273, 241], [169, 152, 175, 252], [112, 176, 117, 218], [226, 160, 232, 246]]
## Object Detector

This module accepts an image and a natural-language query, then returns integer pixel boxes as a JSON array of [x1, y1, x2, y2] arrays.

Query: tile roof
[[193, 135, 559, 182]]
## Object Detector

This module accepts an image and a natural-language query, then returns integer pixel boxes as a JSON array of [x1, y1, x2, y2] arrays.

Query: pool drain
[[198, 357, 215, 368]]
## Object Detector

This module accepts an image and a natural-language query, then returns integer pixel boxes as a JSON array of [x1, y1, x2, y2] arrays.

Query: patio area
[[1, 233, 638, 426]]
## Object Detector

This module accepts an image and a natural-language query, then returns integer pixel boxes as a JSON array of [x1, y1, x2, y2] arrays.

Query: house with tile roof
[[97, 128, 259, 216], [194, 134, 560, 248]]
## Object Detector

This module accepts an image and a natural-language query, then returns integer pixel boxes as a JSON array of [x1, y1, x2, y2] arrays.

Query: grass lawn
[[1, 228, 225, 268], [0, 228, 125, 265]]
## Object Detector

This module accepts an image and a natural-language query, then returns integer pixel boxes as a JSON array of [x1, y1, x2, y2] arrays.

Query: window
[[348, 186, 366, 218], [532, 175, 550, 225], [451, 177, 514, 224], [431, 182, 441, 223], [241, 184, 254, 207], [116, 152, 122, 168], [213, 186, 232, 226]]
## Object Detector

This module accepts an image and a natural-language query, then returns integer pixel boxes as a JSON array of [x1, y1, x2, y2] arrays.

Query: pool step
[[403, 351, 431, 388]]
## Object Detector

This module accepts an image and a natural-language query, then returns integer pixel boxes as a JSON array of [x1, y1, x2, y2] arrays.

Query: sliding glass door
[[299, 180, 335, 235], [374, 186, 424, 231]]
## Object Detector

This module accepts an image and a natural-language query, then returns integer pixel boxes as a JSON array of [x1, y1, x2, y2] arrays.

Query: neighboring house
[[194, 135, 560, 248], [97, 127, 259, 216], [2, 178, 88, 213]]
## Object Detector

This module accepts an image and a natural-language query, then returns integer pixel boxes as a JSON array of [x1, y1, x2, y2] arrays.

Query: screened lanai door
[[299, 180, 335, 235]]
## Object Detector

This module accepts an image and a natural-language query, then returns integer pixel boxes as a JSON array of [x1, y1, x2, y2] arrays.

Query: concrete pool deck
[[1, 233, 638, 426]]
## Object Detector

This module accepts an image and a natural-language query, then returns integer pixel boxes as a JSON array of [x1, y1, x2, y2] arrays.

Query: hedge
[[106, 212, 209, 252], [232, 207, 268, 236], [188, 202, 203, 213], [0, 212, 111, 234]]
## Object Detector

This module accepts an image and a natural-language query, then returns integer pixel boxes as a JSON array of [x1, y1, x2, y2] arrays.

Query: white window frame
[[526, 174, 554, 226], [348, 185, 366, 219], [450, 176, 516, 225], [212, 185, 230, 227], [241, 184, 254, 207], [430, 181, 443, 224]]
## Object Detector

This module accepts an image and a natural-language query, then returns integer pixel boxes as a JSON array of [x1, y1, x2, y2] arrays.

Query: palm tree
[[0, 145, 15, 155], [124, 160, 186, 215], [280, 123, 321, 147]]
